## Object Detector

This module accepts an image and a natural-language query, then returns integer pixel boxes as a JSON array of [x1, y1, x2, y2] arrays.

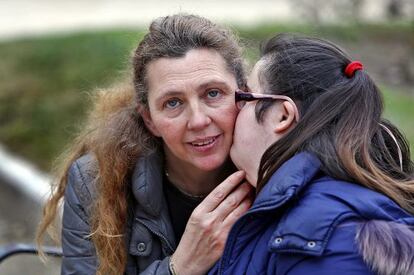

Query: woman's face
[[143, 48, 238, 172], [230, 61, 289, 186]]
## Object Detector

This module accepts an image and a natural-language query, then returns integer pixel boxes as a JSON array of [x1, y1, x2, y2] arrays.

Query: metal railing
[[0, 243, 62, 264]]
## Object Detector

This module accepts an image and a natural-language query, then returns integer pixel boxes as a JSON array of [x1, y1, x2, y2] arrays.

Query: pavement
[[0, 0, 292, 41], [1, 0, 412, 41], [0, 177, 60, 275]]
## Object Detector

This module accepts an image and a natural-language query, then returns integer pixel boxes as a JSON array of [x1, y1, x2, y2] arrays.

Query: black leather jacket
[[62, 150, 176, 274]]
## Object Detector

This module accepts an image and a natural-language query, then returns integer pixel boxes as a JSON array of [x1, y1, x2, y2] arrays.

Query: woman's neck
[[164, 157, 234, 197]]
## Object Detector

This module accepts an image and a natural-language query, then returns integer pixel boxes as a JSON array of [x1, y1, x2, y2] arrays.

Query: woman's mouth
[[188, 135, 221, 152], [191, 136, 216, 146]]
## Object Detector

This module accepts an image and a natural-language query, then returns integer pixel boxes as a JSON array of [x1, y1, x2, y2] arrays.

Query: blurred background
[[0, 0, 413, 274]]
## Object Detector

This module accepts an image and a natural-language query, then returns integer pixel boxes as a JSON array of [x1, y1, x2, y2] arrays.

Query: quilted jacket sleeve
[[138, 257, 172, 275], [61, 160, 97, 275]]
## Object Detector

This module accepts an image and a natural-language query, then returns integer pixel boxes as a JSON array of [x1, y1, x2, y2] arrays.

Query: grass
[[0, 23, 412, 170], [0, 30, 145, 169], [382, 87, 414, 156]]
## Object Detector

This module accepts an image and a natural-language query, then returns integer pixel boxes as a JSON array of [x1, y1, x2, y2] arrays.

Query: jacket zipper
[[136, 219, 175, 255], [217, 215, 248, 275]]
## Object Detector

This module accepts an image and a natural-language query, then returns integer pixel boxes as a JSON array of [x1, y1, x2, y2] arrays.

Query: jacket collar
[[250, 152, 321, 212], [130, 149, 177, 251], [131, 149, 165, 217]]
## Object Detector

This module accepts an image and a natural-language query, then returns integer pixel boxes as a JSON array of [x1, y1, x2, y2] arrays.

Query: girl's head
[[231, 58, 299, 184], [231, 34, 413, 211], [132, 14, 246, 172]]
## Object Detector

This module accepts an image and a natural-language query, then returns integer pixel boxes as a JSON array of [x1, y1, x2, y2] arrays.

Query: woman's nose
[[187, 105, 212, 130]]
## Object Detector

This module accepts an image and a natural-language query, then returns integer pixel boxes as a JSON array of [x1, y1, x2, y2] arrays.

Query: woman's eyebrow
[[159, 91, 182, 98], [154, 91, 182, 105], [154, 80, 233, 105], [198, 80, 231, 91]]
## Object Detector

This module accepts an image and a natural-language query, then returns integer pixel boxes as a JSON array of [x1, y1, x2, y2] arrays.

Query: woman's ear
[[137, 104, 161, 137], [274, 101, 296, 134]]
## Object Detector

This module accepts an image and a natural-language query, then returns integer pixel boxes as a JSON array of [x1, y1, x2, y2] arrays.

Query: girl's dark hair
[[256, 34, 414, 214]]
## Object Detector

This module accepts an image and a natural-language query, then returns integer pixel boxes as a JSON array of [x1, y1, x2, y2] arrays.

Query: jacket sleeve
[[61, 160, 97, 275], [137, 257, 171, 275]]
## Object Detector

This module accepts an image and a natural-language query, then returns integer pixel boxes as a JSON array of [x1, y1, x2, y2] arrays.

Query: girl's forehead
[[247, 60, 266, 92]]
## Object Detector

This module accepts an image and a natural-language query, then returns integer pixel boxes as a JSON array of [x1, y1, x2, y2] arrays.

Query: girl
[[212, 34, 414, 275]]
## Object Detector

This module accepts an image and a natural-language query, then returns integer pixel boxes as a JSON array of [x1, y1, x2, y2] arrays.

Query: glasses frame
[[235, 89, 299, 121]]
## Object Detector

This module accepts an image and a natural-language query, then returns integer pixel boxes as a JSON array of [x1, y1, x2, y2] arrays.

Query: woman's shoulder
[[68, 153, 97, 181], [65, 154, 98, 217], [65, 150, 163, 213]]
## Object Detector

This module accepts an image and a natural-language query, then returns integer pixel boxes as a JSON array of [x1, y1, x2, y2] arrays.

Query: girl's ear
[[274, 101, 297, 134], [137, 105, 161, 137]]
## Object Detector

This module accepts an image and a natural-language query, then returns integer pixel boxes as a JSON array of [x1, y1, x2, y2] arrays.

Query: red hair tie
[[344, 61, 363, 78]]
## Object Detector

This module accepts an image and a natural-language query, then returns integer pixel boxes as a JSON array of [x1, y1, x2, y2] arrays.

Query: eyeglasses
[[235, 89, 299, 122]]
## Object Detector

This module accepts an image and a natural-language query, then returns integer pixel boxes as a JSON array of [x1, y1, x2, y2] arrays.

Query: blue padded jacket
[[210, 152, 414, 275]]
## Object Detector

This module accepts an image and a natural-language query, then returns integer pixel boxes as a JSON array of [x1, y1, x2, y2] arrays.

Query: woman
[[36, 14, 254, 275], [211, 34, 414, 274]]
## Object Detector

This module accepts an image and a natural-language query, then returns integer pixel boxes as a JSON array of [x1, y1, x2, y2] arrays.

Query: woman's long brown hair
[[36, 82, 151, 273], [256, 34, 414, 214], [36, 14, 245, 274]]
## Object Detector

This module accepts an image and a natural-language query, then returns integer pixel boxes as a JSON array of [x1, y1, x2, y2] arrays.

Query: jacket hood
[[356, 219, 414, 275]]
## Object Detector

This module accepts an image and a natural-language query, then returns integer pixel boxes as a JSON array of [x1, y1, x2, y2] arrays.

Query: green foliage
[[382, 87, 414, 156], [0, 30, 144, 169], [236, 21, 413, 42], [0, 24, 412, 170]]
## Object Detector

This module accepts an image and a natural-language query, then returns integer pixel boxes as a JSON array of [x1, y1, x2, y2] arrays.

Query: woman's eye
[[165, 98, 181, 109], [207, 89, 221, 99]]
